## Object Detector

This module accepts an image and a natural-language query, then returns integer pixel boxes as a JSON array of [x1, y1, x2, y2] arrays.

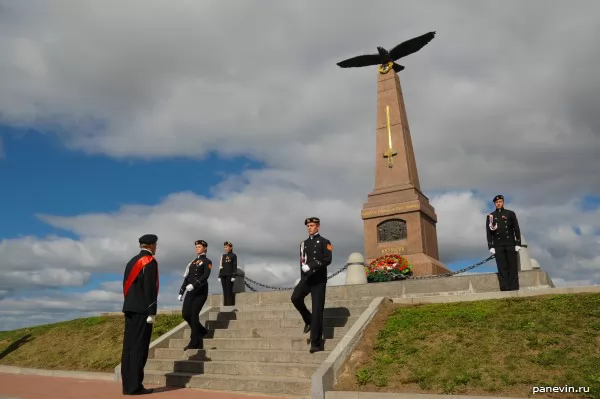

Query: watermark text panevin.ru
[[533, 386, 590, 394]]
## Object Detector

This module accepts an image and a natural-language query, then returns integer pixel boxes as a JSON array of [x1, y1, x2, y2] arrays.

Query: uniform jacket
[[122, 249, 158, 315], [300, 233, 333, 284], [218, 251, 238, 278], [486, 207, 521, 249], [179, 253, 212, 295]]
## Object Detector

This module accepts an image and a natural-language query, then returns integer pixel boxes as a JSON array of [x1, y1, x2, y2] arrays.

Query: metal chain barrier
[[240, 254, 495, 292], [408, 254, 495, 279]]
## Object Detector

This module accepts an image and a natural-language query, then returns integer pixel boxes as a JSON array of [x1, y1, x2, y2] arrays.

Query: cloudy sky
[[1, 0, 599, 331]]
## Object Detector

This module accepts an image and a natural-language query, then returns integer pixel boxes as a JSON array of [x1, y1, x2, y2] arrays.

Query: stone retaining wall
[[100, 270, 553, 316]]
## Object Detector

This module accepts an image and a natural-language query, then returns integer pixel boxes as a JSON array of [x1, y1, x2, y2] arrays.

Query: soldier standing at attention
[[178, 240, 212, 350], [218, 241, 238, 306], [291, 217, 333, 353], [486, 194, 522, 291], [121, 234, 159, 396]]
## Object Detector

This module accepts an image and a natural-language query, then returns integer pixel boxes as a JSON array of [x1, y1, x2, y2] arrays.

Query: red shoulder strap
[[156, 261, 159, 295], [123, 255, 155, 298]]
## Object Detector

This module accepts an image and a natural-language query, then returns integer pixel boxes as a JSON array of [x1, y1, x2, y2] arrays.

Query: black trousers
[[121, 312, 153, 394], [494, 245, 520, 291], [220, 276, 236, 306], [291, 278, 327, 348], [182, 290, 208, 345]]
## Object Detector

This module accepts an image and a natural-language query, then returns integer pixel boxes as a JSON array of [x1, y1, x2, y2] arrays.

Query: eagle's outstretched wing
[[389, 31, 436, 61], [392, 63, 404, 73], [336, 53, 383, 68]]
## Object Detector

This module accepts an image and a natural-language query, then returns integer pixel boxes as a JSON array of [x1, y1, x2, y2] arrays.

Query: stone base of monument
[[400, 253, 452, 276]]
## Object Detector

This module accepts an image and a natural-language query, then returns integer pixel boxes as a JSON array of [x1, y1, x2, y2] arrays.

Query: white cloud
[[2, 269, 91, 290], [0, 0, 599, 330], [1, 0, 599, 203]]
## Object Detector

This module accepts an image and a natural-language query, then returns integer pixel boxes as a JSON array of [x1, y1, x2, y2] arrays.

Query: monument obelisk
[[361, 69, 450, 276]]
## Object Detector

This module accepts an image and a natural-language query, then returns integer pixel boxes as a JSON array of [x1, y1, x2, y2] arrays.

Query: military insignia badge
[[208, 263, 212, 269], [327, 243, 333, 251]]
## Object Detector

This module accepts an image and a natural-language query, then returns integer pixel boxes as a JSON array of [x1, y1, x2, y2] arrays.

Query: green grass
[[351, 293, 600, 398], [0, 314, 183, 372]]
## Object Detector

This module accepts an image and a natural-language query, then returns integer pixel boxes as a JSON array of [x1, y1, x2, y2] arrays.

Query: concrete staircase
[[142, 299, 372, 397]]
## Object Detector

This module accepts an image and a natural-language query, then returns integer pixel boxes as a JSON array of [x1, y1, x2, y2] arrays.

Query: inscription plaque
[[380, 246, 405, 254], [377, 219, 407, 243]]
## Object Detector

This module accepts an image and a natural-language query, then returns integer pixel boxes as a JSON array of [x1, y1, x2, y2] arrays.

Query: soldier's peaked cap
[[492, 194, 504, 202], [139, 234, 158, 244], [305, 217, 320, 225], [195, 239, 208, 247], [224, 241, 232, 246]]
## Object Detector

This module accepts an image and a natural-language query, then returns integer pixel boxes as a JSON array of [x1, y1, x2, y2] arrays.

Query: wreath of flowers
[[366, 254, 413, 282]]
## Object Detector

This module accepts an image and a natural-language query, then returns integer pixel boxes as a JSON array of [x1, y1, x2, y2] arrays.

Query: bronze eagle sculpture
[[336, 31, 436, 74]]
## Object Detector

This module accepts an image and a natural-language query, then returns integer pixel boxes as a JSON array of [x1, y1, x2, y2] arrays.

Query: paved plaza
[[0, 373, 287, 399]]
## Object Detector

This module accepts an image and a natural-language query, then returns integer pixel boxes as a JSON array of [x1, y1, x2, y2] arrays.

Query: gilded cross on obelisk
[[382, 105, 397, 168]]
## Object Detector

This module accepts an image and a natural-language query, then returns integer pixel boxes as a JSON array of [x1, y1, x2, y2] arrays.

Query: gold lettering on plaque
[[361, 202, 420, 218], [380, 246, 405, 254]]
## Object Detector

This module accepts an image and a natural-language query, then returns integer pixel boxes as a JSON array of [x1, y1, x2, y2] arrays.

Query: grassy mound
[[335, 293, 600, 399], [0, 314, 183, 372]]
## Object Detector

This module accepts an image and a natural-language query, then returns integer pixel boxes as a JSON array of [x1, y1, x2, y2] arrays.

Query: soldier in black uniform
[[120, 234, 159, 395], [218, 241, 238, 306], [486, 195, 522, 291], [291, 217, 333, 353], [178, 240, 212, 350]]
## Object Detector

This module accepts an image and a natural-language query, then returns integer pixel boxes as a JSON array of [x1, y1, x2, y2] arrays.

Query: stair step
[[205, 316, 357, 330], [146, 359, 318, 378], [228, 299, 373, 311], [153, 348, 329, 364], [170, 337, 341, 351], [143, 370, 311, 395], [142, 299, 366, 396], [187, 325, 350, 339], [207, 306, 365, 321]]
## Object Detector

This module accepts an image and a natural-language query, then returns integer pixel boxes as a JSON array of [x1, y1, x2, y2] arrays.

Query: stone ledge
[[326, 392, 528, 399], [98, 270, 556, 315], [0, 365, 114, 381], [100, 309, 182, 316], [392, 285, 600, 305], [312, 297, 387, 399]]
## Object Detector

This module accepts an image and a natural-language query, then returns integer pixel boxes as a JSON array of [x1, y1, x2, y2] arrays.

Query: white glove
[[178, 294, 183, 301], [301, 263, 310, 273], [515, 246, 521, 252], [218, 278, 221, 282], [146, 316, 155, 324], [186, 284, 194, 292], [489, 248, 495, 255], [231, 277, 235, 282]]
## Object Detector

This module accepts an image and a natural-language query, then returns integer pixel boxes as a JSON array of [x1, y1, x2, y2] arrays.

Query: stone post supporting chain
[[518, 234, 533, 271], [345, 253, 368, 285]]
